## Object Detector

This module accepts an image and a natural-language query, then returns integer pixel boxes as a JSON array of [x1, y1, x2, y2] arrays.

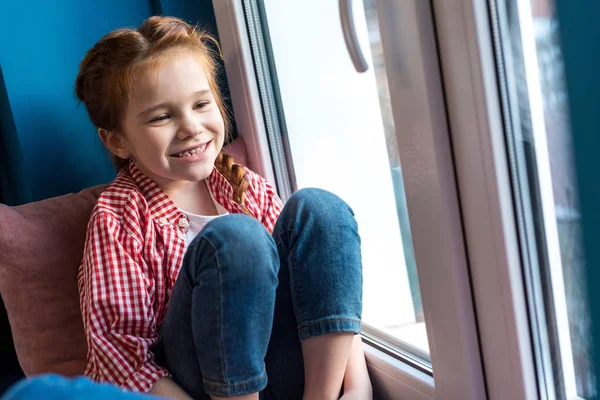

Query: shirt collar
[[127, 160, 237, 223]]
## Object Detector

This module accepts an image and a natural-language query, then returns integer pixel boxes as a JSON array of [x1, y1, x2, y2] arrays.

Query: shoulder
[[241, 167, 283, 230], [93, 171, 146, 217], [243, 167, 278, 199], [88, 171, 148, 243]]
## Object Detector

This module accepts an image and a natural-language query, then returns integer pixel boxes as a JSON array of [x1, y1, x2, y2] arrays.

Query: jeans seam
[[202, 369, 266, 388], [214, 246, 229, 388], [279, 227, 310, 324], [298, 317, 362, 327], [194, 235, 229, 388]]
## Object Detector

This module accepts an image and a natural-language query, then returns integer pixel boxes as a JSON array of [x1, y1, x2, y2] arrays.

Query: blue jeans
[[156, 188, 363, 399], [2, 188, 363, 400]]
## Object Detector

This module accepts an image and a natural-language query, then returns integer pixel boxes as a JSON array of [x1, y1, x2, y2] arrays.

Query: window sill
[[363, 340, 434, 400]]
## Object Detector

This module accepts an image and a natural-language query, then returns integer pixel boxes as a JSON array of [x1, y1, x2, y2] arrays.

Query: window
[[215, 0, 600, 398], [246, 0, 430, 364], [433, 0, 596, 398], [489, 0, 594, 397]]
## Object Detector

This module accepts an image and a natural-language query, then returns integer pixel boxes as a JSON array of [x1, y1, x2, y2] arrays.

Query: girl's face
[[119, 51, 225, 192]]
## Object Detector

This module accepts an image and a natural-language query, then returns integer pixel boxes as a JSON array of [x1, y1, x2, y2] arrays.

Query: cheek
[[214, 120, 226, 148], [131, 131, 170, 159], [208, 109, 226, 135]]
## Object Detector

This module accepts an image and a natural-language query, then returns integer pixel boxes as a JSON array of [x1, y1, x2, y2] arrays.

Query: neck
[[166, 180, 219, 216], [130, 161, 219, 216]]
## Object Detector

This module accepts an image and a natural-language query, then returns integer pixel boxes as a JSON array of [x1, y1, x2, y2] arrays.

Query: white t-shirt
[[180, 190, 229, 254]]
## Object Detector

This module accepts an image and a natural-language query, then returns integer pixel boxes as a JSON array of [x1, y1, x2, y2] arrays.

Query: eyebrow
[[137, 89, 212, 118]]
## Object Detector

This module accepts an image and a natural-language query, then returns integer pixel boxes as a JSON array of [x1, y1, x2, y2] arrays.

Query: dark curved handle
[[339, 0, 369, 73]]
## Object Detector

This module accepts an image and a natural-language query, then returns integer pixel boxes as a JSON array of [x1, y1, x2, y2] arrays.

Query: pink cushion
[[0, 139, 247, 377], [0, 186, 106, 376]]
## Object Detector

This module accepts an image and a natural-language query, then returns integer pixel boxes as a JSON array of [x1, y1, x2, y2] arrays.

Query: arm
[[79, 213, 170, 393], [341, 335, 373, 399]]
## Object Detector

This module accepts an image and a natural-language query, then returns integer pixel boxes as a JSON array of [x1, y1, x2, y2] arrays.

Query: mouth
[[170, 141, 211, 158]]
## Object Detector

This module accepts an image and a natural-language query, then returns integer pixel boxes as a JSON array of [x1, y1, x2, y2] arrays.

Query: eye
[[194, 101, 210, 110], [149, 114, 169, 123]]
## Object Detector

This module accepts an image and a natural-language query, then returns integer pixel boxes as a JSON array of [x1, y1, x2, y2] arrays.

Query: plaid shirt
[[77, 161, 283, 393]]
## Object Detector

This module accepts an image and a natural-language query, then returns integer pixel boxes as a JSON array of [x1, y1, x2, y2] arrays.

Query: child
[[75, 16, 370, 400]]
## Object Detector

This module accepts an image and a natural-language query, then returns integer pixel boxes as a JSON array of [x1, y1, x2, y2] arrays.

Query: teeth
[[176, 143, 209, 158]]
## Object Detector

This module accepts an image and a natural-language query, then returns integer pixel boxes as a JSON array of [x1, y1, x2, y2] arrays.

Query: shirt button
[[159, 217, 168, 225], [178, 218, 189, 228]]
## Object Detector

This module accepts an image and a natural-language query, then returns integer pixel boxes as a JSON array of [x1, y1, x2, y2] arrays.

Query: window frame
[[434, 0, 587, 398], [371, 0, 485, 398], [211, 0, 277, 187], [431, 1, 539, 398]]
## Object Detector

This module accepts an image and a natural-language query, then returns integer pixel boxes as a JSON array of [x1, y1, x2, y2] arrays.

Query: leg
[[264, 188, 363, 400], [156, 214, 280, 399]]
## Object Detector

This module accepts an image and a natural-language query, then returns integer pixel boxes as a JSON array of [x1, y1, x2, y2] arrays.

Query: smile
[[172, 141, 211, 158]]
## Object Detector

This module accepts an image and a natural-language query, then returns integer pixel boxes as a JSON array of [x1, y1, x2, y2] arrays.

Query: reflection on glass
[[494, 0, 594, 397], [532, 2, 594, 397]]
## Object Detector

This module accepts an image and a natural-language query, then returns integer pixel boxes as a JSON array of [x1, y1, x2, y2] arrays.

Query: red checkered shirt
[[77, 161, 283, 393]]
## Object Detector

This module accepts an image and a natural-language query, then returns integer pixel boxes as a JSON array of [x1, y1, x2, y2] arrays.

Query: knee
[[284, 188, 357, 228], [203, 213, 265, 240], [202, 214, 275, 253], [195, 214, 279, 279]]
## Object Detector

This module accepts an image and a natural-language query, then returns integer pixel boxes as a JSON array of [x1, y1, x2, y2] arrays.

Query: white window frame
[[434, 0, 584, 399], [372, 0, 485, 398], [431, 1, 539, 398], [212, 0, 277, 187]]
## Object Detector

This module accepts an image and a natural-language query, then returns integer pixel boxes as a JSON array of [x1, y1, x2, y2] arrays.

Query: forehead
[[130, 51, 211, 104]]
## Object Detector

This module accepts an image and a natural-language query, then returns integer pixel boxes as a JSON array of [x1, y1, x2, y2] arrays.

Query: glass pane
[[490, 0, 594, 397], [256, 0, 429, 365]]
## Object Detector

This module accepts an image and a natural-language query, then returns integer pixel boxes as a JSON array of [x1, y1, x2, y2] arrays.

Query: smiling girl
[[74, 16, 370, 400]]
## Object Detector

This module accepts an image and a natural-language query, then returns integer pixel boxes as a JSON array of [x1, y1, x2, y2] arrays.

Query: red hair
[[75, 16, 248, 204]]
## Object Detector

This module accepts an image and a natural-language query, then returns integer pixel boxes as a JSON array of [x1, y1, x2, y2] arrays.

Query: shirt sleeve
[[245, 170, 284, 233], [78, 212, 170, 393], [261, 178, 284, 233]]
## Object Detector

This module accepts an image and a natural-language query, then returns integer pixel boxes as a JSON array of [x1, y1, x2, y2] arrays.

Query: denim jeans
[[155, 188, 363, 399]]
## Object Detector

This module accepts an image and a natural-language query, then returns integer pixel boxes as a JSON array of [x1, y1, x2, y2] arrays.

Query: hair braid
[[214, 152, 249, 206]]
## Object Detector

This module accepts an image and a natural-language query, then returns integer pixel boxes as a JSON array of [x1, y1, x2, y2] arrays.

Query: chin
[[185, 163, 215, 181]]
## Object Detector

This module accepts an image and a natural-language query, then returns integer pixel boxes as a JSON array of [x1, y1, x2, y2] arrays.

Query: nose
[[176, 112, 204, 140]]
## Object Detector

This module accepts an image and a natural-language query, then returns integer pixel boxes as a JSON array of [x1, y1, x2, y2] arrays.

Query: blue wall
[[0, 0, 228, 204], [0, 65, 30, 206], [0, 0, 152, 203]]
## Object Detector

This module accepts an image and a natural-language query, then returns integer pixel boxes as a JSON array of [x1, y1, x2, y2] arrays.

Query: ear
[[98, 128, 131, 159]]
